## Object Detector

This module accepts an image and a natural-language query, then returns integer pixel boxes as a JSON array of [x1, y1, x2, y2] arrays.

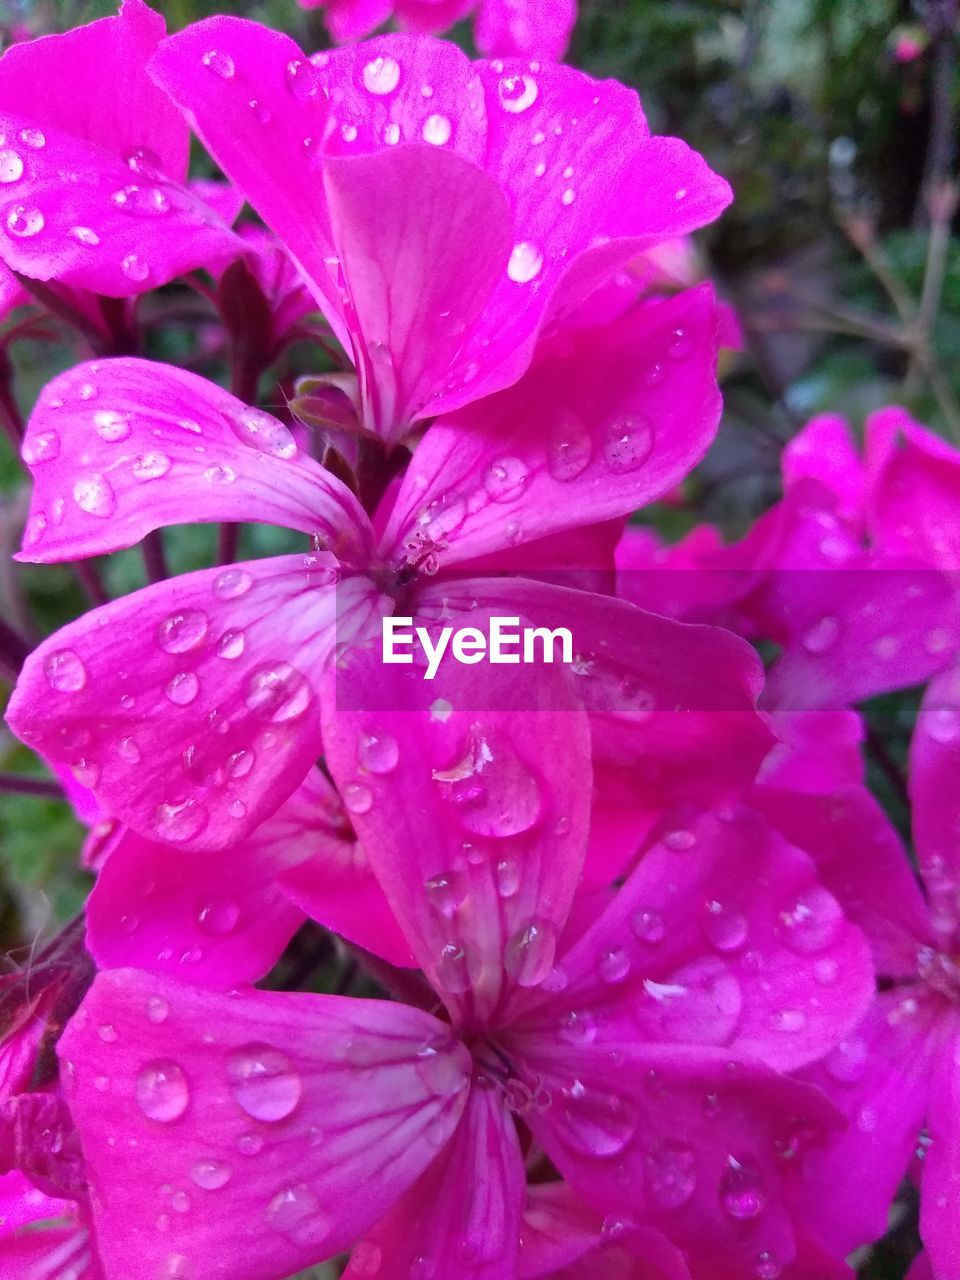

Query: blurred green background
[[0, 2, 956, 1276]]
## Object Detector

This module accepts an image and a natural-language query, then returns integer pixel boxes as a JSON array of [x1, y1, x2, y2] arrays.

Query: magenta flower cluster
[[0, 3, 957, 1280]]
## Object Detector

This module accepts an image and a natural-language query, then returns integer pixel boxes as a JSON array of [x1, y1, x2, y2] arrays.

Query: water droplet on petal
[[644, 1139, 697, 1208], [244, 663, 311, 722], [362, 55, 401, 95], [432, 727, 542, 837], [18, 128, 45, 150], [237, 1131, 263, 1156], [927, 706, 960, 744], [44, 649, 87, 692], [755, 1250, 782, 1280], [507, 241, 543, 283], [802, 616, 839, 654], [630, 907, 665, 944], [0, 150, 24, 183], [484, 456, 529, 502], [599, 947, 631, 984], [703, 900, 749, 952], [166, 672, 200, 706], [202, 49, 235, 79], [136, 1060, 190, 1122], [505, 919, 558, 987], [358, 731, 399, 774], [775, 885, 843, 954], [436, 940, 475, 994], [72, 472, 116, 518], [213, 567, 252, 600], [118, 736, 141, 763], [383, 122, 401, 145], [197, 900, 240, 936], [561, 1080, 636, 1157], [285, 58, 323, 102], [228, 1045, 302, 1122], [5, 204, 43, 237], [720, 1156, 767, 1219], [133, 451, 172, 481], [158, 610, 209, 655], [603, 414, 655, 474], [546, 414, 593, 481], [495, 856, 520, 899], [350, 1241, 384, 1276], [151, 799, 208, 843], [93, 410, 130, 442], [415, 1033, 466, 1098], [343, 782, 373, 815], [121, 252, 150, 283], [191, 1158, 232, 1191], [230, 407, 296, 459], [422, 114, 451, 146], [217, 629, 245, 660], [498, 74, 539, 112], [769, 1008, 807, 1033], [266, 1184, 330, 1245], [424, 870, 467, 917], [22, 429, 61, 464], [825, 1036, 868, 1085]]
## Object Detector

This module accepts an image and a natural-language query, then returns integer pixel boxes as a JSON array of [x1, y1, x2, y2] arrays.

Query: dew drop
[[422, 114, 452, 146], [343, 782, 373, 814], [266, 1184, 331, 1246], [244, 663, 311, 722], [383, 122, 401, 145], [202, 49, 235, 79], [927, 707, 960, 744], [213, 567, 253, 600], [136, 1060, 189, 1123], [507, 241, 543, 284], [133, 451, 172, 481], [599, 947, 631, 984], [0, 150, 24, 183], [358, 731, 399, 774], [18, 128, 45, 150], [191, 1159, 232, 1191], [350, 1241, 384, 1276], [217, 629, 245, 660], [158, 610, 209, 655], [362, 55, 400, 95], [720, 1156, 767, 1220], [505, 919, 558, 987], [151, 799, 208, 843], [769, 1008, 807, 1033], [825, 1036, 868, 1085], [423, 870, 467, 917], [495, 856, 520, 899], [498, 74, 538, 113], [197, 900, 240, 936], [484, 456, 529, 502], [285, 58, 323, 102], [230, 406, 297, 459], [703, 900, 749, 952], [44, 649, 87, 692], [93, 410, 130, 442], [432, 727, 541, 837], [121, 252, 150, 283], [436, 940, 474, 994], [560, 1081, 636, 1157], [775, 885, 843, 954], [166, 672, 200, 706], [801, 615, 839, 655], [118, 736, 142, 763], [603, 415, 655, 474], [631, 907, 665, 944], [72, 472, 116, 518], [227, 1045, 302, 1122], [147, 996, 169, 1024], [21, 429, 61, 464], [546, 414, 593, 481], [5, 204, 43, 237]]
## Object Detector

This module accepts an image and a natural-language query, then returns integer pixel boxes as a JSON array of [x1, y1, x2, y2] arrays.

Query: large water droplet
[[266, 1184, 331, 1246], [21, 429, 61, 465], [498, 74, 538, 113], [507, 241, 543, 284], [546, 414, 593, 481], [415, 1033, 466, 1098], [362, 56, 401, 95], [5, 205, 44, 238], [227, 1045, 302, 1122], [358, 731, 399, 774], [197, 900, 240, 936], [158, 610, 209, 655], [825, 1036, 868, 1085], [217, 629, 245, 660], [495, 856, 520, 899], [285, 58, 323, 103], [191, 1158, 232, 1191], [719, 1156, 767, 1219], [151, 799, 208, 843], [703, 900, 749, 953], [631, 907, 665, 944], [213, 567, 253, 600], [559, 1010, 598, 1045], [111, 184, 171, 217], [644, 1139, 697, 1208], [18, 127, 45, 150], [93, 410, 131, 442], [202, 49, 235, 79], [230, 407, 297, 459], [505, 919, 558, 987], [166, 672, 200, 706], [775, 885, 843, 955], [136, 1060, 190, 1122], [436, 940, 475, 994], [603, 415, 655, 474], [244, 663, 311, 722], [44, 649, 88, 693], [424, 870, 467, 918], [484, 456, 529, 503], [132, 451, 172, 481], [599, 947, 631, 984], [121, 252, 150, 283], [72, 472, 116, 518], [71, 225, 101, 246], [422, 114, 452, 146], [561, 1081, 637, 1157], [0, 150, 24, 183], [432, 727, 542, 837]]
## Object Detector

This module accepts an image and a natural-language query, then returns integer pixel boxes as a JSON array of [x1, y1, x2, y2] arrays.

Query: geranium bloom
[[299, 0, 578, 62], [0, 1171, 100, 1279], [57, 664, 873, 1279], [747, 667, 960, 1279], [6, 272, 773, 850], [616, 410, 960, 711], [149, 23, 731, 441], [0, 0, 242, 307]]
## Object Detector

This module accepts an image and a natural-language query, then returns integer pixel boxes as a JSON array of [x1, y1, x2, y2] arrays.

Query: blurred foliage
[[0, 2, 957, 1276]]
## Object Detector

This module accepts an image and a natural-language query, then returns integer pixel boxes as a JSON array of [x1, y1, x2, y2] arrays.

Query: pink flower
[[299, 0, 577, 62], [750, 667, 960, 1279], [0, 1171, 100, 1280], [149, 23, 731, 441], [0, 0, 242, 303], [57, 667, 872, 1278], [6, 274, 772, 851]]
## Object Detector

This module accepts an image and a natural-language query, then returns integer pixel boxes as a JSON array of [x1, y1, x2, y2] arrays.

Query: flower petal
[[475, 0, 577, 61], [343, 1077, 524, 1278], [911, 665, 960, 937], [16, 358, 372, 565], [511, 807, 874, 1072], [321, 650, 592, 1026], [58, 969, 471, 1280], [922, 1036, 960, 1280], [7, 556, 387, 849], [381, 287, 722, 563]]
